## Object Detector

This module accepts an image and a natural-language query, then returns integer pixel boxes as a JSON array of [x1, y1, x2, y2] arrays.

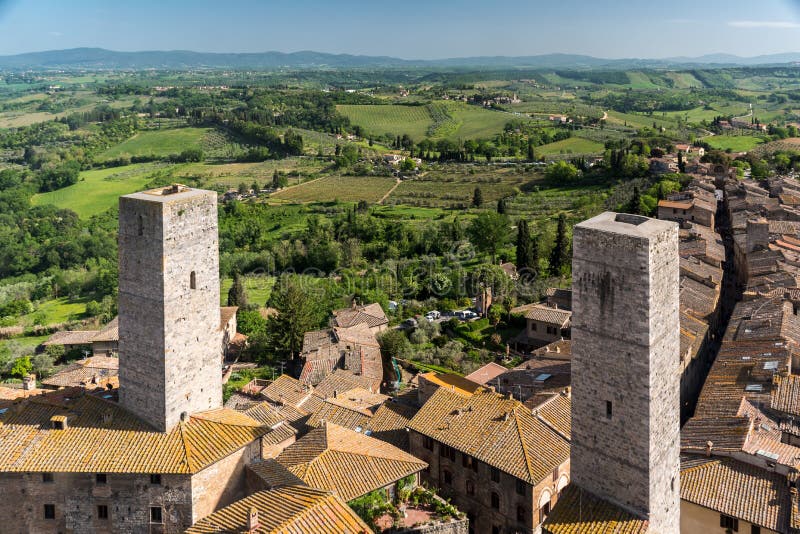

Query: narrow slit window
[[190, 271, 196, 290], [605, 400, 613, 419], [137, 215, 143, 236]]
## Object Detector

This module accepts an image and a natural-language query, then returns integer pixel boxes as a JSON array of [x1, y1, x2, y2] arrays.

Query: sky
[[0, 0, 799, 59]]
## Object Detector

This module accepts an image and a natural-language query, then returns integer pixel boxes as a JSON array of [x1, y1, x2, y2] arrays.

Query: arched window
[[190, 271, 196, 290], [491, 492, 500, 510], [137, 215, 143, 236]]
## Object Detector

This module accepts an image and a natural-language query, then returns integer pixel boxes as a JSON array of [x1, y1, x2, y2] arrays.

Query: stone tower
[[571, 212, 680, 533], [118, 185, 222, 432]]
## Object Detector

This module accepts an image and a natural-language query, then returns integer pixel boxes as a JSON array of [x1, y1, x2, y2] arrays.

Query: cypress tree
[[228, 272, 247, 308], [497, 198, 506, 214], [549, 213, 569, 276], [472, 187, 483, 208], [516, 219, 532, 270], [629, 186, 641, 215], [527, 140, 535, 161]]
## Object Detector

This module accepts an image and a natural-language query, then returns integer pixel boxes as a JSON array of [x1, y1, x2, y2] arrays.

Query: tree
[[549, 213, 570, 276], [527, 140, 535, 161], [544, 161, 580, 184], [265, 277, 323, 358], [251, 181, 260, 194], [378, 329, 411, 361], [10, 356, 32, 379], [400, 158, 416, 172], [467, 212, 509, 263], [472, 187, 483, 208], [677, 151, 686, 173], [227, 272, 247, 308], [628, 186, 642, 215], [238, 182, 248, 195], [516, 219, 533, 271], [496, 198, 506, 214]]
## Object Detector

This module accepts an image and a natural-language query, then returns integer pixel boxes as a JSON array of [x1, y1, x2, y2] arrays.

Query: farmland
[[536, 137, 605, 155], [270, 175, 398, 203], [336, 105, 433, 140], [174, 158, 331, 189], [97, 127, 211, 161], [702, 134, 765, 152], [31, 163, 162, 218]]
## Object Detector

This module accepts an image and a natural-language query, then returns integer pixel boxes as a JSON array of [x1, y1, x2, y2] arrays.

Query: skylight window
[[745, 384, 764, 392], [534, 373, 552, 382], [764, 361, 779, 371]]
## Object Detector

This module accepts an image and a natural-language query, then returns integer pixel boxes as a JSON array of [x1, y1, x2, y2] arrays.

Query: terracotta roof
[[523, 305, 572, 326], [542, 485, 649, 534], [41, 356, 119, 388], [681, 455, 790, 532], [42, 330, 98, 346], [249, 423, 427, 501], [417, 372, 481, 396], [407, 387, 569, 484], [300, 324, 383, 388], [91, 316, 119, 342], [332, 303, 388, 329], [681, 417, 751, 454], [771, 373, 800, 417], [535, 393, 571, 440], [0, 390, 269, 474], [185, 485, 374, 534], [261, 375, 314, 408], [314, 369, 379, 397], [220, 306, 238, 329], [464, 362, 508, 385], [658, 199, 693, 210]]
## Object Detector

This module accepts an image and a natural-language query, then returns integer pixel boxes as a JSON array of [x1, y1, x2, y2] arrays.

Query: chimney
[[705, 440, 713, 457], [247, 507, 260, 532], [22, 374, 36, 391], [102, 411, 113, 426], [503, 412, 510, 421], [333, 390, 338, 398]]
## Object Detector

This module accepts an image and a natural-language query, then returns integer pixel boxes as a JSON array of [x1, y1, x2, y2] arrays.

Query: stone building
[[0, 186, 286, 533], [545, 212, 681, 533], [118, 185, 223, 432], [407, 387, 570, 534]]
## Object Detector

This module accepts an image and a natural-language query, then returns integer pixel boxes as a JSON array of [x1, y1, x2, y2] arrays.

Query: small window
[[190, 271, 197, 290], [137, 215, 144, 236], [42, 472, 54, 483], [605, 400, 613, 419], [44, 504, 55, 520], [720, 514, 738, 531], [492, 527, 500, 534], [531, 323, 537, 331], [423, 436, 434, 451], [541, 501, 551, 520], [150, 506, 163, 524], [751, 526, 761, 534], [443, 470, 452, 485], [516, 479, 527, 496], [96, 473, 107, 484], [466, 479, 475, 496], [97, 505, 109, 520], [552, 467, 559, 482], [491, 467, 500, 483], [150, 473, 162, 485], [491, 492, 500, 509], [517, 505, 527, 523]]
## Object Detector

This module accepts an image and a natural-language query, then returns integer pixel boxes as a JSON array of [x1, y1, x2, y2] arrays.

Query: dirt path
[[377, 178, 401, 205]]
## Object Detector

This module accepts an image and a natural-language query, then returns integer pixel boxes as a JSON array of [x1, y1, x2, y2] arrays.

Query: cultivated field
[[336, 105, 433, 140], [175, 158, 330, 189], [270, 175, 398, 203], [703, 134, 765, 152], [536, 137, 605, 155], [31, 163, 161, 218], [97, 127, 211, 161]]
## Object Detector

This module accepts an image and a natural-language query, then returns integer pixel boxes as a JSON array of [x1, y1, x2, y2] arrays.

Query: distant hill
[[0, 48, 799, 70]]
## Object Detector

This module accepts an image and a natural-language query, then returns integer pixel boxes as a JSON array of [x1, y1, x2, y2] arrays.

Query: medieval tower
[[571, 212, 680, 533], [118, 185, 222, 432]]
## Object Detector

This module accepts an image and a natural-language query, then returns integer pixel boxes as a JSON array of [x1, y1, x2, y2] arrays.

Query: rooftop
[[417, 372, 481, 396], [185, 485, 373, 534], [575, 211, 676, 240], [542, 484, 649, 534]]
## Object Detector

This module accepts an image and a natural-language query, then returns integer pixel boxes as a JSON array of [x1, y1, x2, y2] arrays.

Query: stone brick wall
[[571, 213, 680, 533], [0, 472, 192, 533], [397, 517, 469, 534], [118, 188, 222, 432], [190, 440, 261, 523]]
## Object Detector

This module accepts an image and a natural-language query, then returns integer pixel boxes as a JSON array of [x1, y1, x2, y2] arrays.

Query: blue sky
[[0, 0, 799, 58]]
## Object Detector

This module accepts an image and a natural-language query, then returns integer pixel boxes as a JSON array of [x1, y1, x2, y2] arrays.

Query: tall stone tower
[[571, 212, 680, 533], [118, 185, 222, 432]]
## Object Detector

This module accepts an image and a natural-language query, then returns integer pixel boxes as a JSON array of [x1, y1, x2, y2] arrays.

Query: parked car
[[425, 310, 441, 321], [402, 318, 418, 328]]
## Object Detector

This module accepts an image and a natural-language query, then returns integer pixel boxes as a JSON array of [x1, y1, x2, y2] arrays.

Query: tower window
[[150, 473, 162, 485], [97, 505, 109, 520], [719, 514, 738, 531], [44, 504, 55, 520], [190, 271, 196, 289], [42, 472, 54, 483], [491, 492, 500, 509], [605, 400, 613, 419], [137, 215, 143, 236], [150, 507, 163, 524], [96, 473, 107, 484]]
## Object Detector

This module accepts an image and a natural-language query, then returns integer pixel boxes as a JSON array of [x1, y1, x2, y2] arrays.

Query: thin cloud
[[728, 20, 800, 28], [48, 31, 63, 37]]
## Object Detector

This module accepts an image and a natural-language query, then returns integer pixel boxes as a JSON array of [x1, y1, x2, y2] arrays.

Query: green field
[[336, 105, 433, 141], [271, 175, 397, 203], [220, 276, 276, 307], [97, 127, 211, 161], [31, 163, 160, 218], [703, 135, 765, 152], [388, 168, 531, 208], [175, 159, 329, 189], [536, 137, 605, 155], [447, 104, 518, 139], [606, 110, 675, 130], [20, 297, 88, 326]]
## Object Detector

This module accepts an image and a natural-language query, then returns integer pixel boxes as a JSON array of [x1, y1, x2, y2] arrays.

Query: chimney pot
[[705, 440, 713, 457]]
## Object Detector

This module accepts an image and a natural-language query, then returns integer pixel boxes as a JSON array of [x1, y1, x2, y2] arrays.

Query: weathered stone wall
[[191, 440, 261, 523], [397, 517, 470, 534], [0, 472, 192, 533], [571, 212, 680, 533], [118, 188, 222, 432]]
